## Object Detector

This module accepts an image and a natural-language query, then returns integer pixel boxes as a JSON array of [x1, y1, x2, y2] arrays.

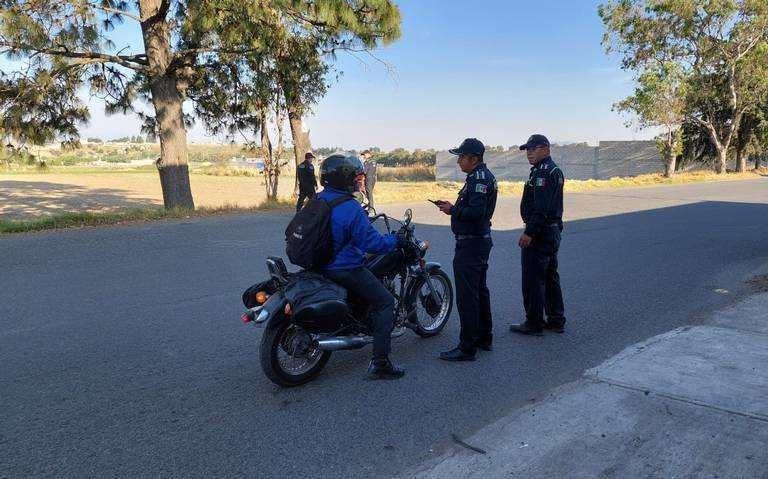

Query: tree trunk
[[735, 147, 747, 173], [287, 103, 310, 195], [272, 102, 286, 201], [701, 122, 728, 174], [714, 146, 728, 174], [664, 152, 676, 177], [259, 108, 278, 201], [140, 0, 194, 210], [755, 154, 763, 170], [660, 131, 677, 178], [150, 77, 194, 209]]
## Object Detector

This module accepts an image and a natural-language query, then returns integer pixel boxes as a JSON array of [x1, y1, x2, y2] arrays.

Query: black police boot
[[367, 357, 405, 380], [476, 336, 493, 351], [439, 347, 476, 362], [509, 322, 544, 336], [544, 320, 565, 334]]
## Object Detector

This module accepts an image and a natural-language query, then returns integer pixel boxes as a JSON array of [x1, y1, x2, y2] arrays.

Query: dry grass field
[[2, 168, 765, 226]]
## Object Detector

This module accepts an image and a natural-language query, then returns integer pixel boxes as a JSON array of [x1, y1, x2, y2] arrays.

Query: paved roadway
[[2, 179, 767, 478]]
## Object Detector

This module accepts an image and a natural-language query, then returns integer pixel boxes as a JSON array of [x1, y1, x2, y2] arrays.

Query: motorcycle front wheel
[[260, 320, 331, 387], [410, 269, 453, 338]]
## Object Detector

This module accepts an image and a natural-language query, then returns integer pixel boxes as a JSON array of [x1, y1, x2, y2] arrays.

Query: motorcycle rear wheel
[[260, 320, 331, 387]]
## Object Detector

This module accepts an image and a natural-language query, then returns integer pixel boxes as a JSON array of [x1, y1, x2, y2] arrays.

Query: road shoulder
[[405, 291, 768, 478]]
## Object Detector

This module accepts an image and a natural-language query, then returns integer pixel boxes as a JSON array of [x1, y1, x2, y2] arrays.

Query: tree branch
[[0, 42, 149, 71], [75, 1, 143, 23], [174, 45, 264, 61]]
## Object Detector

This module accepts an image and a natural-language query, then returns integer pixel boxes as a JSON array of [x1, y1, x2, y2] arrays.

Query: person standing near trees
[[361, 150, 378, 210], [296, 152, 317, 211]]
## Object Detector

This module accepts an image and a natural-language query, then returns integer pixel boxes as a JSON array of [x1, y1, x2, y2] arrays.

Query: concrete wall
[[435, 141, 662, 181]]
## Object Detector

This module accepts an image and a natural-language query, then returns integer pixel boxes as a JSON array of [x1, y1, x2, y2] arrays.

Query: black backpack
[[285, 195, 352, 270]]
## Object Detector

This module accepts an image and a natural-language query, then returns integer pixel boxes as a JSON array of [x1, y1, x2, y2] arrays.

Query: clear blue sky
[[79, 0, 650, 150]]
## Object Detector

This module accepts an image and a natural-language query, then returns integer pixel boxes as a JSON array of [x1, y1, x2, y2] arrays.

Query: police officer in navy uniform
[[435, 138, 497, 361], [510, 134, 566, 336], [296, 152, 318, 211]]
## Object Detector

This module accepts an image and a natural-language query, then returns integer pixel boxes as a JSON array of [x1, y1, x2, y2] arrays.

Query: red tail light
[[241, 312, 252, 324]]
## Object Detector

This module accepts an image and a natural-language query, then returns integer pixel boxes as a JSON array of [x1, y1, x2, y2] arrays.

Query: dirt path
[[0, 172, 296, 219]]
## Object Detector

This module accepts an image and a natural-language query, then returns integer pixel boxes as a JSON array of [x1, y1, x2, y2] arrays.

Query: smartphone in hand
[[428, 199, 445, 206]]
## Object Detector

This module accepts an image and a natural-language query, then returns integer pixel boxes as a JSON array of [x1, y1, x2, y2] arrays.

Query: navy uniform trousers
[[296, 189, 315, 211], [521, 226, 565, 328], [454, 237, 493, 353]]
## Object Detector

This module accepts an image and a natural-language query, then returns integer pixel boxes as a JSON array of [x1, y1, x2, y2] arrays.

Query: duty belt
[[455, 234, 491, 241]]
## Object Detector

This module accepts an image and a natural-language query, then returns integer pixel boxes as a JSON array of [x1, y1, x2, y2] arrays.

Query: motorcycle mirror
[[404, 208, 413, 224]]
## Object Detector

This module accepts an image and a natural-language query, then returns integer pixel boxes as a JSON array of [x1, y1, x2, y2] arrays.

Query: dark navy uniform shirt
[[450, 162, 498, 236], [298, 161, 317, 193], [520, 156, 564, 237]]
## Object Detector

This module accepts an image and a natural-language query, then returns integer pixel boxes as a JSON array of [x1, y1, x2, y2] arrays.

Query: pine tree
[[1, 0, 402, 208]]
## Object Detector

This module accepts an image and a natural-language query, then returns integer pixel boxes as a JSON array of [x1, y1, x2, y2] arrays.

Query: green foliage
[[615, 62, 687, 131], [0, 0, 402, 144], [377, 165, 435, 182], [599, 0, 768, 171], [0, 68, 88, 145], [372, 148, 437, 166]]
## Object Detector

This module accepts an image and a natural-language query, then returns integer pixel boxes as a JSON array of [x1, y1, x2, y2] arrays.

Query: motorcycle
[[240, 208, 453, 387]]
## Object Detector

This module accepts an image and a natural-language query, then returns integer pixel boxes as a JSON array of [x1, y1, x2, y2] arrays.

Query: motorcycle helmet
[[320, 154, 364, 193]]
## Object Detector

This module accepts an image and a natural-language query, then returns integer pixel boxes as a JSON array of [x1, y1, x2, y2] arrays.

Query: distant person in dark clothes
[[510, 134, 566, 336], [296, 151, 317, 211]]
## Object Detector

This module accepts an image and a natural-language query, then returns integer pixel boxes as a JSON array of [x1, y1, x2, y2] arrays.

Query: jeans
[[323, 267, 395, 359]]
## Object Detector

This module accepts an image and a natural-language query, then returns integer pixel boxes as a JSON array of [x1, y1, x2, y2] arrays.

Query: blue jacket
[[318, 188, 397, 271]]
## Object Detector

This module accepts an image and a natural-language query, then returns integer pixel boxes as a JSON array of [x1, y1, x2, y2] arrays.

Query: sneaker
[[509, 322, 544, 336], [366, 358, 406, 380]]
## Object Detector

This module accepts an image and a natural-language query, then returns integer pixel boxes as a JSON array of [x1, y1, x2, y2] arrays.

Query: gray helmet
[[320, 154, 364, 193]]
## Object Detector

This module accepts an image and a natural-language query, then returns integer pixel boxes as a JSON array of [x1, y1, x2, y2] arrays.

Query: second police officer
[[510, 134, 567, 336], [435, 138, 497, 361]]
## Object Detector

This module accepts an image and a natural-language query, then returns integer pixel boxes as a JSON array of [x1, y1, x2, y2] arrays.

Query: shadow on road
[[1, 199, 767, 478], [0, 180, 160, 218]]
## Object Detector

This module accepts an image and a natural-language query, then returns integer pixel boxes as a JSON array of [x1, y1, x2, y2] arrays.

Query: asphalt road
[[2, 178, 768, 478]]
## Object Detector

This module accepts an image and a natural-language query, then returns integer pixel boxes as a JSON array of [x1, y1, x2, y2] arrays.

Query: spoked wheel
[[411, 269, 453, 337], [260, 320, 331, 387]]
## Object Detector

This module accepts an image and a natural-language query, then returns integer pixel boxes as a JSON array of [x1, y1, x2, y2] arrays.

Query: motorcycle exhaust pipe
[[316, 335, 374, 351]]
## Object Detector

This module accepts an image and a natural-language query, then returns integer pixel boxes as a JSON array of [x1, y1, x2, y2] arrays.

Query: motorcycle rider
[[318, 154, 407, 380]]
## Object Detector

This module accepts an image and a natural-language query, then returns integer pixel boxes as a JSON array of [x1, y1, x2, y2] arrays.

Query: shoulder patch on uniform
[[475, 183, 488, 194]]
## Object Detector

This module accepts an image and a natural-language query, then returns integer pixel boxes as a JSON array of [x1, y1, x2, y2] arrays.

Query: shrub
[[377, 165, 435, 182]]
